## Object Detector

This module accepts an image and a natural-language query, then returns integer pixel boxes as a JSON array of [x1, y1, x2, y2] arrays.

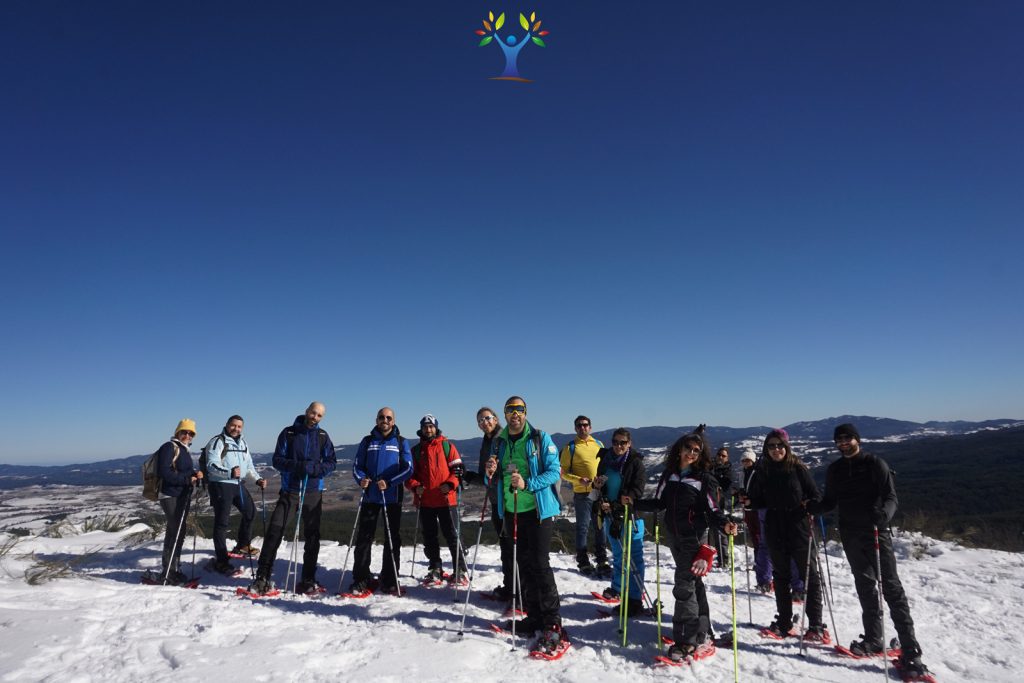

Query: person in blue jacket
[[247, 402, 336, 596], [349, 406, 414, 595], [484, 396, 568, 656]]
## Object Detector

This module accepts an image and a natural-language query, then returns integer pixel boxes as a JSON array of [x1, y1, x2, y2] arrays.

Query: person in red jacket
[[406, 414, 468, 584]]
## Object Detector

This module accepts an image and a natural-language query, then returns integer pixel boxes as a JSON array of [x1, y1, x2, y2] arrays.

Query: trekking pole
[[458, 493, 491, 637], [189, 484, 201, 581], [380, 494, 403, 597], [618, 507, 626, 647], [260, 485, 267, 539], [239, 483, 256, 578], [163, 485, 193, 585], [743, 515, 753, 625], [408, 497, 420, 578], [655, 513, 663, 654], [335, 489, 366, 595], [730, 532, 738, 682], [452, 486, 469, 596], [284, 475, 308, 594], [510, 485, 520, 651], [798, 516, 815, 657], [875, 525, 889, 681], [818, 516, 836, 605], [813, 521, 840, 646]]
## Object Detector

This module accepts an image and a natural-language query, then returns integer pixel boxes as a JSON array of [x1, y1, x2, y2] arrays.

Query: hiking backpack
[[142, 442, 180, 501]]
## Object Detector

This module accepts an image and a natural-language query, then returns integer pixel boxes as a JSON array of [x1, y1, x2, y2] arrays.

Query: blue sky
[[2, 1, 1021, 465]]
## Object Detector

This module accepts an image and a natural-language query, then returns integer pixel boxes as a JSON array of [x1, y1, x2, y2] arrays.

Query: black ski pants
[[841, 525, 920, 653], [160, 489, 193, 574], [667, 534, 712, 646], [420, 505, 466, 572], [208, 480, 255, 563], [352, 502, 402, 589], [765, 510, 823, 629], [506, 510, 561, 628], [490, 499, 515, 592], [256, 488, 323, 584]]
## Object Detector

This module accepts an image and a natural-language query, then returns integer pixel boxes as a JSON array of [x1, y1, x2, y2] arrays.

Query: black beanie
[[833, 423, 861, 442]]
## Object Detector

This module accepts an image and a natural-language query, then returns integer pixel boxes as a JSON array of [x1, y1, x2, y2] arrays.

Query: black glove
[[872, 508, 888, 526]]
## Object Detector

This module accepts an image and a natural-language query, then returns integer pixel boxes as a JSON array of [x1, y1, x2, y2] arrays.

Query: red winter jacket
[[406, 436, 462, 507]]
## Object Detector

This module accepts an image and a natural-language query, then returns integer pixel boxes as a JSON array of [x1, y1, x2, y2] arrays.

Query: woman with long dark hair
[[637, 431, 737, 663], [744, 428, 828, 642]]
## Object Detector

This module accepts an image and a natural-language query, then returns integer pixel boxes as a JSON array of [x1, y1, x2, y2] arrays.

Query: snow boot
[[230, 544, 259, 557], [576, 551, 594, 575], [897, 649, 931, 678], [667, 642, 697, 663], [602, 586, 620, 601], [296, 579, 325, 596], [803, 624, 831, 644], [849, 635, 884, 657], [764, 617, 796, 638], [248, 576, 275, 596], [534, 624, 568, 655]]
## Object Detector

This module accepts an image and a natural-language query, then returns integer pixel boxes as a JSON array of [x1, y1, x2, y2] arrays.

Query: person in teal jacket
[[484, 396, 567, 656]]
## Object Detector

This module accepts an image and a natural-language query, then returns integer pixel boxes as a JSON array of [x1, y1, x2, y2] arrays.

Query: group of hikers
[[147, 397, 930, 676]]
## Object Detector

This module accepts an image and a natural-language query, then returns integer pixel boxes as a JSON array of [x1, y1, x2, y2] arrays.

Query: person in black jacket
[[806, 423, 930, 678], [637, 432, 738, 663], [744, 428, 828, 642], [153, 419, 203, 586], [592, 428, 646, 614], [475, 406, 516, 604], [712, 447, 734, 567]]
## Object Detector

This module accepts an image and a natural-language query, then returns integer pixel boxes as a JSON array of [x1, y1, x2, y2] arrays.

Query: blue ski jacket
[[487, 422, 562, 521], [352, 426, 413, 505], [273, 415, 336, 493]]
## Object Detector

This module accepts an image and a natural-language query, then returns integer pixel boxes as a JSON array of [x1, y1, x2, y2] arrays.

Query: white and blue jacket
[[203, 432, 259, 484]]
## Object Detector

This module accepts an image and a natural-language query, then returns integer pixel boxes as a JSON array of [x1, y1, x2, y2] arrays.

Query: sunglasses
[[612, 440, 629, 447], [575, 422, 591, 429], [683, 445, 702, 455], [376, 415, 394, 422], [477, 415, 496, 424], [504, 405, 526, 415], [767, 442, 786, 450]]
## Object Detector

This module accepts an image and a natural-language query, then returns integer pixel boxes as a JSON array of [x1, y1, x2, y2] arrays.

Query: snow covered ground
[[1, 486, 1022, 682]]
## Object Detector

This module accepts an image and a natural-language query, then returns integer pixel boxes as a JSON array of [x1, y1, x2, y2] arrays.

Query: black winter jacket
[[637, 468, 727, 541], [806, 451, 897, 531]]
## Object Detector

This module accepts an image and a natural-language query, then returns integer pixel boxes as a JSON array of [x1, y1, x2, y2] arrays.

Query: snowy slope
[[1, 487, 1022, 682]]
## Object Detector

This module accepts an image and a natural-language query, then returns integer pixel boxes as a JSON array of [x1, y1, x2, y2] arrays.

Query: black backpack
[[197, 435, 227, 490]]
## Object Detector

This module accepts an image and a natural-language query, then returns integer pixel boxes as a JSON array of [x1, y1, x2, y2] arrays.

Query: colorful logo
[[475, 10, 550, 82]]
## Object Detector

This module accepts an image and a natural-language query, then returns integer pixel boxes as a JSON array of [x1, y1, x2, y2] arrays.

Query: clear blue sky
[[2, 1, 1021, 465]]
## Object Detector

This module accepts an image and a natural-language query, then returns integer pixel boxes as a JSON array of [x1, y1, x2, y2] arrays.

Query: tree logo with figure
[[475, 10, 550, 82]]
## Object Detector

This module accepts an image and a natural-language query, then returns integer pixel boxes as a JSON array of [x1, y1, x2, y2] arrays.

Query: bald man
[[247, 402, 336, 596]]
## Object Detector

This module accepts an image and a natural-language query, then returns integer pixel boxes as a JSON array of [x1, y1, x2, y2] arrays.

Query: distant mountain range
[[1, 415, 1020, 489]]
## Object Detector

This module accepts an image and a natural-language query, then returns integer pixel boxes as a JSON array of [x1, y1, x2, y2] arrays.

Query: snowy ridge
[[1, 487, 1022, 681]]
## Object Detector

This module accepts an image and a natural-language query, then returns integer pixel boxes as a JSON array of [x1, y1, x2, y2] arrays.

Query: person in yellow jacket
[[560, 415, 608, 576]]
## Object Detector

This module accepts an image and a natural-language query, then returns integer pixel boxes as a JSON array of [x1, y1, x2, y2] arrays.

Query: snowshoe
[[141, 569, 199, 588], [227, 544, 260, 559], [236, 576, 279, 598], [529, 625, 571, 660], [653, 640, 715, 667], [206, 558, 242, 577], [421, 566, 445, 587], [296, 579, 327, 597], [892, 653, 936, 682], [591, 589, 620, 604], [340, 578, 375, 599], [803, 624, 832, 645], [834, 635, 900, 659], [759, 619, 796, 640]]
